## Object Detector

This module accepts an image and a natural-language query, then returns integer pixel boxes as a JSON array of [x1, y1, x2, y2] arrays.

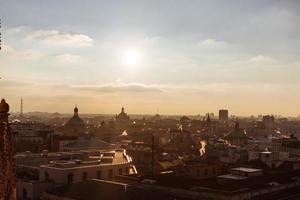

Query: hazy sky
[[0, 0, 300, 116]]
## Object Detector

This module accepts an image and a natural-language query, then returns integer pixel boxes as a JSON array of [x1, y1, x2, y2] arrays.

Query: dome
[[116, 106, 130, 122], [74, 106, 78, 114], [180, 116, 190, 122], [225, 122, 247, 139], [65, 106, 85, 133], [65, 116, 85, 127]]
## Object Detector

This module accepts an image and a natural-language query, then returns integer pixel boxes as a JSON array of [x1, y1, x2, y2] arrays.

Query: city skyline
[[1, 0, 300, 116]]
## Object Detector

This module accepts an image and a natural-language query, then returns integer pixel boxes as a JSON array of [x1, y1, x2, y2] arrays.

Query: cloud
[[30, 30, 93, 47], [54, 53, 82, 64], [230, 55, 277, 67], [16, 49, 44, 60], [248, 55, 276, 64], [197, 39, 228, 49], [70, 83, 163, 93], [0, 79, 34, 88], [0, 45, 44, 60]]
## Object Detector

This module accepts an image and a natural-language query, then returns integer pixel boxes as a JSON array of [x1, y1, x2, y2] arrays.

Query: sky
[[0, 0, 300, 116]]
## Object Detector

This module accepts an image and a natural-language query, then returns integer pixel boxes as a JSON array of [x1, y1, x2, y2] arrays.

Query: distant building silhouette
[[116, 107, 130, 123], [262, 115, 275, 129], [219, 109, 228, 124], [65, 105, 85, 135], [225, 121, 247, 147], [20, 97, 23, 117]]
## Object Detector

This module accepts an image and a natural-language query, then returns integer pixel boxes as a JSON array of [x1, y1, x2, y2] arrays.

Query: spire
[[235, 120, 240, 130], [74, 105, 78, 116], [206, 113, 211, 127], [121, 106, 125, 113]]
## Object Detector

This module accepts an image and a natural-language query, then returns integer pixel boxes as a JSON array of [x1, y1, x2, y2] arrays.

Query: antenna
[[20, 97, 23, 116]]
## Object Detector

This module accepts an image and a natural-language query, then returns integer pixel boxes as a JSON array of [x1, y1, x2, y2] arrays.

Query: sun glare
[[122, 50, 141, 66]]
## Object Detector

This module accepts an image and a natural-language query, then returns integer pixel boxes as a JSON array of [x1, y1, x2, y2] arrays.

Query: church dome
[[116, 107, 130, 122], [226, 122, 247, 139], [65, 106, 85, 132]]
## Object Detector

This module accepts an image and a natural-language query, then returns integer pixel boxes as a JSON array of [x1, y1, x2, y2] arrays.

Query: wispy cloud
[[69, 83, 163, 93], [0, 45, 44, 60], [197, 39, 228, 49], [29, 30, 93, 47], [230, 55, 277, 67], [248, 55, 276, 64], [54, 53, 83, 64]]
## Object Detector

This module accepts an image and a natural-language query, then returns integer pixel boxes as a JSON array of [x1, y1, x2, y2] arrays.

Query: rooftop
[[230, 167, 263, 173], [40, 150, 131, 170], [45, 179, 187, 200]]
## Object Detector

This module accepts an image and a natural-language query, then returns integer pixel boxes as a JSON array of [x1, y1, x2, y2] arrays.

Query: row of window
[[66, 167, 128, 184], [196, 167, 216, 177]]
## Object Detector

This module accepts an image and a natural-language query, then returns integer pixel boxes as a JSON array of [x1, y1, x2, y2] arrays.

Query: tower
[[219, 109, 228, 124], [0, 99, 16, 199], [74, 105, 78, 116], [20, 97, 23, 116], [206, 113, 211, 128]]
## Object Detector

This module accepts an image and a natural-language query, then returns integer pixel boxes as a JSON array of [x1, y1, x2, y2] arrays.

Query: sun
[[122, 50, 141, 66]]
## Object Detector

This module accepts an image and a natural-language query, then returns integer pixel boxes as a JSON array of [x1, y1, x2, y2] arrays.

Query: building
[[64, 106, 86, 135], [262, 115, 275, 129], [12, 121, 55, 152], [16, 149, 136, 200], [42, 169, 300, 200], [116, 107, 130, 123], [42, 179, 181, 200], [219, 109, 228, 124], [184, 161, 224, 179], [272, 137, 300, 156], [225, 122, 248, 147]]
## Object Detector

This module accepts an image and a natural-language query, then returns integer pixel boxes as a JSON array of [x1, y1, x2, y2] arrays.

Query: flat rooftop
[[230, 167, 263, 173], [40, 151, 131, 170]]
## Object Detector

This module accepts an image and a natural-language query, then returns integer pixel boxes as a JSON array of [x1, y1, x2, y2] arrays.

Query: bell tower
[[0, 99, 16, 199]]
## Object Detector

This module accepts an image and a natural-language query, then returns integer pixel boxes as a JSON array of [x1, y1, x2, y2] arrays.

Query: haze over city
[[2, 1, 300, 200], [1, 0, 300, 115]]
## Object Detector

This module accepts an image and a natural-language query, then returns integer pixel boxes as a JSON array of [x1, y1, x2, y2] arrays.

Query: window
[[67, 173, 73, 184], [82, 172, 88, 181], [212, 168, 216, 175], [204, 168, 208, 176], [266, 154, 270, 158], [97, 170, 102, 179], [45, 172, 49, 180], [23, 188, 28, 199], [119, 168, 123, 175], [108, 169, 113, 179], [272, 163, 276, 168]]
